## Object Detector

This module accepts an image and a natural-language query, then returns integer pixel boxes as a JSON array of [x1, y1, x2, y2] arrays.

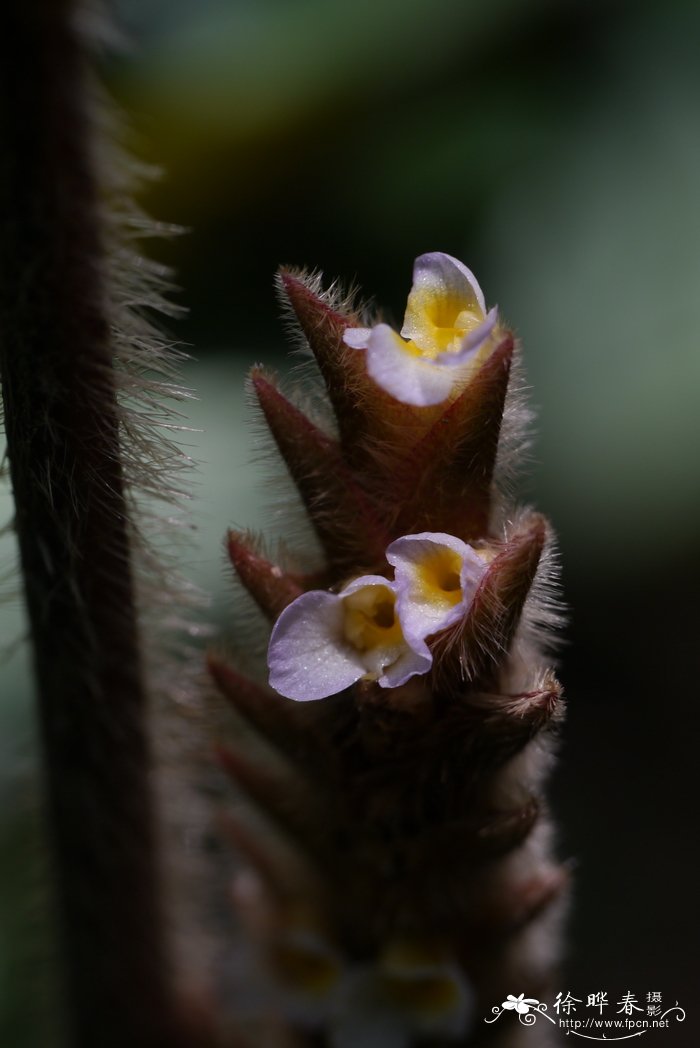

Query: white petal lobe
[[268, 591, 365, 701]]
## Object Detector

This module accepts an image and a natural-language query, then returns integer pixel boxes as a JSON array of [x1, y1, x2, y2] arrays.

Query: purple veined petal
[[342, 326, 373, 350], [268, 590, 367, 701], [365, 325, 456, 407], [386, 532, 487, 648], [401, 253, 486, 347], [432, 307, 499, 368]]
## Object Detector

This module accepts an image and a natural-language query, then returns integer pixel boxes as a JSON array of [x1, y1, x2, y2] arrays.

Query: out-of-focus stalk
[[0, 4, 210, 1046]]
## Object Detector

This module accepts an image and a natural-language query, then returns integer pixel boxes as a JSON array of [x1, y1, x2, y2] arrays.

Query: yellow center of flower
[[414, 547, 463, 606], [403, 287, 484, 359], [378, 938, 464, 1017], [342, 584, 404, 652], [271, 939, 341, 996], [380, 970, 463, 1016]]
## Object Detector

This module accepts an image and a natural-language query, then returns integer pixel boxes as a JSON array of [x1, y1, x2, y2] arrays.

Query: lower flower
[[387, 531, 488, 651], [328, 943, 474, 1048], [268, 575, 432, 701]]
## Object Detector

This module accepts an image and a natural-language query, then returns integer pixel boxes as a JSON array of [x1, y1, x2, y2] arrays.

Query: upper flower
[[268, 575, 432, 701], [343, 252, 498, 407]]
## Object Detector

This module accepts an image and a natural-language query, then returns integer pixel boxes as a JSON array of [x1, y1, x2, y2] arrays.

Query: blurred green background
[[2, 0, 699, 1042]]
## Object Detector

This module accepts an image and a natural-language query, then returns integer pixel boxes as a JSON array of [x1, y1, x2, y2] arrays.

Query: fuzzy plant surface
[[211, 253, 567, 1048]]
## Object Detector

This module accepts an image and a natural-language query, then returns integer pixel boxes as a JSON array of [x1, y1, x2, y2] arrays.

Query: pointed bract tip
[[227, 529, 304, 618], [276, 268, 356, 342], [431, 514, 548, 683], [207, 652, 257, 702]]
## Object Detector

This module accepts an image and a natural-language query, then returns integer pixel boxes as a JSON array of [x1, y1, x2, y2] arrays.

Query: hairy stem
[[0, 3, 201, 1045]]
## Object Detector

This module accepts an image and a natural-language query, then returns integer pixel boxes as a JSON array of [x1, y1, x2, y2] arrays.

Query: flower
[[328, 941, 473, 1048], [386, 532, 487, 653], [376, 939, 474, 1038], [268, 575, 432, 701], [343, 252, 498, 406], [271, 925, 344, 999], [267, 532, 488, 701], [502, 993, 540, 1015]]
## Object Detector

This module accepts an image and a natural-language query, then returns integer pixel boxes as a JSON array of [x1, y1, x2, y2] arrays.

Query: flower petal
[[378, 943, 474, 1037], [343, 254, 495, 406], [269, 575, 435, 701], [268, 591, 366, 701], [401, 252, 486, 347], [340, 574, 396, 597], [340, 575, 432, 687], [365, 325, 456, 407], [433, 306, 499, 368], [343, 326, 373, 350], [379, 646, 433, 688], [387, 532, 487, 648], [330, 968, 410, 1048], [271, 925, 344, 1001]]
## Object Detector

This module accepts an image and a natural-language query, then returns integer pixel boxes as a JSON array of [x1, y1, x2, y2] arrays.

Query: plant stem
[[0, 3, 199, 1045]]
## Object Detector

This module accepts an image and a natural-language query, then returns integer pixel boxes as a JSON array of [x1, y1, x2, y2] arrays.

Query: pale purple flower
[[268, 575, 432, 701], [386, 532, 488, 652], [329, 945, 474, 1047], [343, 252, 498, 407]]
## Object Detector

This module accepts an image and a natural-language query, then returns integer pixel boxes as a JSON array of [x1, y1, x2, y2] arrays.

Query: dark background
[[1, 0, 698, 1042]]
